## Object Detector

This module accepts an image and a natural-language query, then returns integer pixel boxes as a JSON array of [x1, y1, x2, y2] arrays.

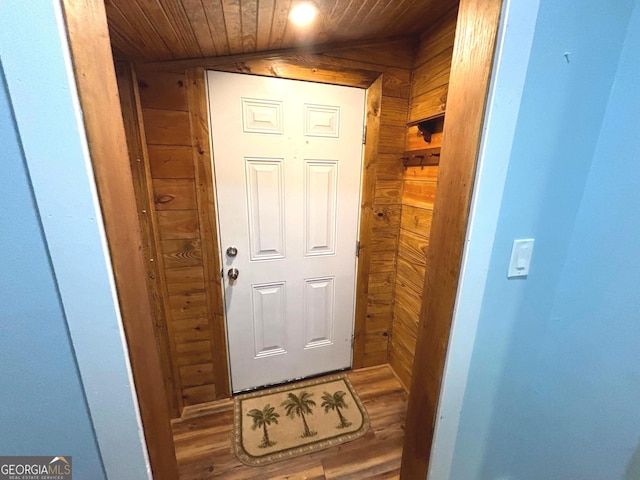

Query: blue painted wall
[[0, 66, 106, 478], [450, 0, 638, 478], [0, 2, 150, 478], [520, 3, 640, 478]]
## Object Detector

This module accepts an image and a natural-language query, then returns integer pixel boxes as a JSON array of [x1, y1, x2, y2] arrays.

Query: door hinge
[[356, 240, 361, 257], [362, 125, 367, 144]]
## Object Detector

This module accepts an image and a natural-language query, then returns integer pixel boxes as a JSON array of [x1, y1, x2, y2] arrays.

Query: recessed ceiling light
[[289, 1, 318, 27]]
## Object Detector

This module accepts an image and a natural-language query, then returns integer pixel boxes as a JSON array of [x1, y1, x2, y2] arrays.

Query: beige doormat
[[233, 374, 370, 466]]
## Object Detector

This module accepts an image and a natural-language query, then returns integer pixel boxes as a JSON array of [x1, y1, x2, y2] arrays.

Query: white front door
[[207, 71, 365, 392]]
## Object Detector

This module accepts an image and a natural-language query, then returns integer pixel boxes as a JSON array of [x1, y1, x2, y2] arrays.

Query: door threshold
[[232, 367, 351, 397]]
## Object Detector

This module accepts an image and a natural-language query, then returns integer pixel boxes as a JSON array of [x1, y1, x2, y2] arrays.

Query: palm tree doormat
[[233, 374, 370, 466]]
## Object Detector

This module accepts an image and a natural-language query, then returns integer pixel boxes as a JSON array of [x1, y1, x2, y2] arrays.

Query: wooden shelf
[[406, 111, 445, 127], [401, 147, 441, 168], [402, 113, 444, 167], [407, 112, 445, 144]]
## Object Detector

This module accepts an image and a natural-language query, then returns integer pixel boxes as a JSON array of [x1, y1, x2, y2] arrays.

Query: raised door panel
[[304, 277, 335, 349], [305, 160, 338, 256], [251, 282, 287, 358], [245, 158, 286, 260]]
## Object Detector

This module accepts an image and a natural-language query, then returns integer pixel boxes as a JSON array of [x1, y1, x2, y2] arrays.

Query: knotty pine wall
[[117, 63, 230, 418], [116, 38, 415, 416], [389, 8, 458, 390]]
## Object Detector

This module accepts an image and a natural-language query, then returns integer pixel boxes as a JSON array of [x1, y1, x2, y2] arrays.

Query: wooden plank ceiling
[[105, 0, 456, 62]]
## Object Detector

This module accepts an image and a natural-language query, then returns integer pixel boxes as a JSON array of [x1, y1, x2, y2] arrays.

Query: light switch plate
[[508, 238, 535, 278]]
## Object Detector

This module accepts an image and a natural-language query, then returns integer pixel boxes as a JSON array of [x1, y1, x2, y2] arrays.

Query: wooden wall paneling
[[146, 47, 412, 98], [373, 160, 404, 180], [413, 7, 459, 67], [370, 227, 400, 255], [147, 145, 196, 178], [180, 362, 214, 388], [326, 38, 418, 70], [387, 0, 457, 397], [396, 254, 427, 293], [402, 180, 437, 209], [176, 340, 212, 367], [373, 179, 403, 205], [394, 273, 423, 320], [165, 265, 205, 294], [410, 46, 454, 99], [401, 0, 503, 477], [393, 301, 420, 348], [369, 250, 396, 273], [136, 64, 229, 406], [369, 67, 409, 366], [368, 271, 395, 296], [403, 163, 440, 182], [161, 238, 203, 268], [352, 76, 382, 369], [134, 40, 412, 393], [60, 1, 179, 478], [173, 317, 211, 344], [408, 84, 449, 123], [398, 227, 429, 266], [152, 178, 198, 210], [142, 109, 192, 145], [137, 69, 189, 111], [213, 57, 379, 89], [389, 337, 415, 390], [182, 384, 219, 406], [390, 262, 424, 385], [390, 169, 437, 387], [408, 5, 458, 124], [169, 292, 208, 320], [185, 67, 231, 399], [115, 61, 183, 418], [401, 204, 434, 236], [368, 68, 409, 367], [157, 210, 200, 239]]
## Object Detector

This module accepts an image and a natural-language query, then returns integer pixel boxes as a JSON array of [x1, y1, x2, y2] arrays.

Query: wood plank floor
[[172, 365, 408, 479]]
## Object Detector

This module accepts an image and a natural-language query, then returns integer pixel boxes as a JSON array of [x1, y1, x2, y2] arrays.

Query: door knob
[[228, 268, 239, 280], [226, 246, 238, 257]]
